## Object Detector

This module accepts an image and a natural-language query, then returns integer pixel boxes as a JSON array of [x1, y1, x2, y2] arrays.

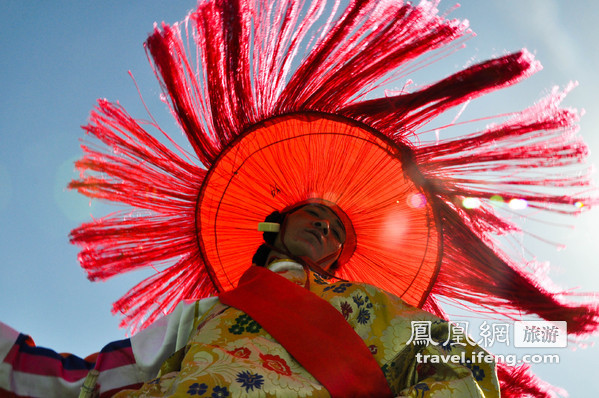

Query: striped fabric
[[0, 328, 139, 397], [0, 299, 204, 397]]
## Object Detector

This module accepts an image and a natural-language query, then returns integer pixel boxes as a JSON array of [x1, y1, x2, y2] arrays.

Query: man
[[2, 0, 596, 396], [1, 203, 499, 397]]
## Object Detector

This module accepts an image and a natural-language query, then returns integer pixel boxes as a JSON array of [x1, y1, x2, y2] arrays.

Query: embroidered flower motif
[[211, 386, 230, 398], [245, 320, 262, 333], [236, 314, 252, 325], [461, 357, 486, 379], [340, 301, 353, 319], [260, 353, 292, 376], [368, 344, 378, 355], [187, 382, 208, 395], [228, 314, 262, 334], [228, 323, 245, 335], [228, 347, 251, 359], [324, 282, 352, 293], [313, 274, 329, 285], [470, 364, 486, 381], [235, 371, 265, 392], [352, 294, 365, 307], [357, 308, 371, 324], [413, 382, 430, 398]]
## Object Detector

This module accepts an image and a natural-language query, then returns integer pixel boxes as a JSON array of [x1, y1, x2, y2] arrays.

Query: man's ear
[[263, 210, 285, 245]]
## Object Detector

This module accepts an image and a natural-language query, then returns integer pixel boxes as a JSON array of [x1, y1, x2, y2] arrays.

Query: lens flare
[[508, 198, 528, 210], [462, 197, 482, 209], [489, 195, 504, 203], [406, 193, 427, 209]]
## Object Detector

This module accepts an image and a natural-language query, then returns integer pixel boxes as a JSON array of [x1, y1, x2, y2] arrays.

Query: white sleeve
[[129, 297, 219, 376]]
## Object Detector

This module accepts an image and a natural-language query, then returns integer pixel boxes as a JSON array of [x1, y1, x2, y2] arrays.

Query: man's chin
[[285, 242, 320, 262]]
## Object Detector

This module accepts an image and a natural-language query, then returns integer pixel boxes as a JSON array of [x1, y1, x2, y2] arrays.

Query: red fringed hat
[[196, 113, 441, 304], [70, 1, 597, 394]]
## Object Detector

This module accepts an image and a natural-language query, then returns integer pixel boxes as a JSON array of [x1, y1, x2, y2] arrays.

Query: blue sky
[[1, 1, 598, 395]]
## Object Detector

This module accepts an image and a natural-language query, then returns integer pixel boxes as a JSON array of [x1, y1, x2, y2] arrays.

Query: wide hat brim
[[197, 112, 442, 307]]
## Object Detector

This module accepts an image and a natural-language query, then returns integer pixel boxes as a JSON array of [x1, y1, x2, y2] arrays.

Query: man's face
[[273, 204, 346, 270]]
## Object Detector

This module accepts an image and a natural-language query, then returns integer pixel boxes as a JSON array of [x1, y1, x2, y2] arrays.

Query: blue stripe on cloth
[[14, 334, 130, 371], [99, 338, 131, 353]]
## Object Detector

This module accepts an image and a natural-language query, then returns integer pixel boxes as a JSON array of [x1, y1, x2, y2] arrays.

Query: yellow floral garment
[[115, 263, 500, 397]]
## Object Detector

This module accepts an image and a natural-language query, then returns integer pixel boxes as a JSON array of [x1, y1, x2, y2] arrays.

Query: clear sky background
[[1, 1, 598, 396]]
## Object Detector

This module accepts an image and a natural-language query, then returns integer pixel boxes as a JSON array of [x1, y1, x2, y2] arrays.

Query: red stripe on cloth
[[94, 346, 135, 371], [10, 351, 90, 382], [5, 343, 133, 383], [220, 266, 393, 398]]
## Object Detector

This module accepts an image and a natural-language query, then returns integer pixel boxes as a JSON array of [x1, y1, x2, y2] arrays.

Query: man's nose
[[314, 219, 330, 236]]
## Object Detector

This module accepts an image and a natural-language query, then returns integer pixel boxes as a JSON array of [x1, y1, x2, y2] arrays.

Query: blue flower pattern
[[351, 294, 372, 325], [211, 386, 229, 398], [461, 358, 485, 381], [312, 274, 329, 285], [187, 382, 208, 396], [470, 363, 486, 381], [413, 382, 430, 398], [324, 282, 353, 293], [357, 307, 371, 324], [235, 371, 265, 392], [352, 294, 365, 306]]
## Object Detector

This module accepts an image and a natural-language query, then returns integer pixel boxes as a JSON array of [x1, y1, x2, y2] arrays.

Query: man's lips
[[306, 229, 323, 244]]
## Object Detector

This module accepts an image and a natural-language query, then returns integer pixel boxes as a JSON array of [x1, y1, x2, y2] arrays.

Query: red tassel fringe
[[69, 0, 598, 393], [497, 362, 567, 398]]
